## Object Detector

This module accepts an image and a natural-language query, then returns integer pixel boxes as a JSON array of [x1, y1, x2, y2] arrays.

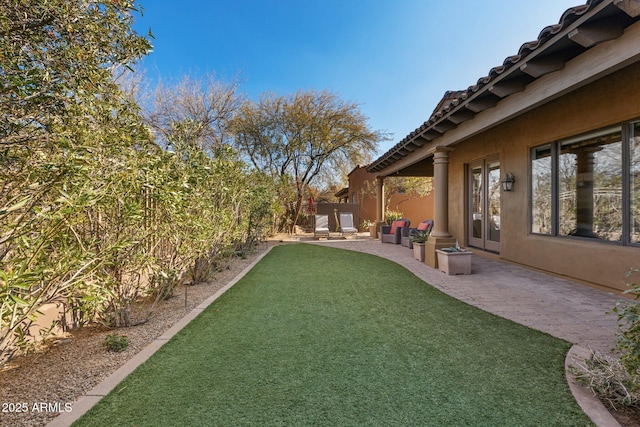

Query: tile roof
[[368, 0, 639, 173]]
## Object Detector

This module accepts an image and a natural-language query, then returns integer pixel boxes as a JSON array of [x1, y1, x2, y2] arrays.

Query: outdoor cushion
[[417, 222, 431, 231], [390, 220, 407, 235]]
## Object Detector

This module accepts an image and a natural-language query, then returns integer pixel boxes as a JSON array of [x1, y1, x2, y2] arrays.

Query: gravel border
[[0, 243, 271, 427]]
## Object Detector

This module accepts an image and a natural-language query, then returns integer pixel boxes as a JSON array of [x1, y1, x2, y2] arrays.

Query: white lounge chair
[[314, 214, 330, 239], [339, 212, 358, 237]]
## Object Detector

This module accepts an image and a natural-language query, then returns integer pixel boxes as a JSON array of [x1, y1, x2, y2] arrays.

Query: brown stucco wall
[[348, 166, 434, 227], [447, 62, 640, 292], [387, 193, 435, 226]]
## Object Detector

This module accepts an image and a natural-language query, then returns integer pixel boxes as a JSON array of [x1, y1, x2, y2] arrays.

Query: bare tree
[[232, 89, 387, 232], [144, 73, 244, 152]]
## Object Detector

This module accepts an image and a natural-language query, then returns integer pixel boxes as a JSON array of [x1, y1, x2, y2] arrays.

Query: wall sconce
[[501, 172, 515, 192]]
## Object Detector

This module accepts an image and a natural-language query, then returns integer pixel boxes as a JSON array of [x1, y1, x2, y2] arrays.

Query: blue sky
[[133, 0, 580, 154]]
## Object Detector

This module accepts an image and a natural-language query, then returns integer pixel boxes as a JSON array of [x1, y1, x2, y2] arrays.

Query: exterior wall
[[387, 193, 435, 226], [316, 202, 359, 232], [447, 62, 640, 292], [348, 165, 378, 226], [348, 166, 435, 227]]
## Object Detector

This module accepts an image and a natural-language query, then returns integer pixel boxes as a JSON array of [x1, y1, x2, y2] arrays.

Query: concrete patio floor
[[304, 235, 624, 356]]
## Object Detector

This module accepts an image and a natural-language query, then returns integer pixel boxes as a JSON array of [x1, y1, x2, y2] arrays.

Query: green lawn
[[75, 244, 592, 426]]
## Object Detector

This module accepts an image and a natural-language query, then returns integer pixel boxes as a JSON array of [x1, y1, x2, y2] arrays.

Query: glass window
[[558, 143, 577, 236], [559, 127, 622, 241], [631, 122, 640, 244], [593, 131, 623, 242], [487, 161, 501, 243], [471, 166, 482, 239], [531, 125, 628, 243], [532, 146, 552, 234]]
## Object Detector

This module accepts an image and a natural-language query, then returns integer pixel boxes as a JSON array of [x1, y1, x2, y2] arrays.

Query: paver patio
[[305, 236, 623, 355]]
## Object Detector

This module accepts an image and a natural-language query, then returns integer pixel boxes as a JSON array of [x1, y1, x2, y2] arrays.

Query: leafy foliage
[[0, 0, 152, 150], [232, 90, 385, 232], [104, 333, 130, 352], [0, 2, 278, 365], [573, 269, 640, 411], [613, 269, 640, 376], [409, 231, 430, 244], [384, 210, 403, 225], [0, 0, 152, 364]]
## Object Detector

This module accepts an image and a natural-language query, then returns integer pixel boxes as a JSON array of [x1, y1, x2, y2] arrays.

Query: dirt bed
[[0, 244, 269, 427]]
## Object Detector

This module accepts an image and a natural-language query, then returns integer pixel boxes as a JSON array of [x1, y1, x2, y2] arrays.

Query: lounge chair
[[380, 218, 410, 244], [314, 214, 330, 239], [339, 212, 358, 237], [401, 219, 433, 249]]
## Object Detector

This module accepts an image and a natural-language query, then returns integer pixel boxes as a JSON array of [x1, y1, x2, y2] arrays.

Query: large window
[[531, 121, 639, 246], [632, 122, 640, 243], [532, 145, 552, 234]]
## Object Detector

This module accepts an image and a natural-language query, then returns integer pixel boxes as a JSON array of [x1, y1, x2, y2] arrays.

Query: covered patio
[[364, 0, 640, 292]]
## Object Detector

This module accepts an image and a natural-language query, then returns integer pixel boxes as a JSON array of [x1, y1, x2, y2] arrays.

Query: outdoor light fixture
[[501, 172, 515, 192]]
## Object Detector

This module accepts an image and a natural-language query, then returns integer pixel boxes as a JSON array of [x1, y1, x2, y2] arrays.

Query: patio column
[[375, 176, 385, 238], [426, 147, 457, 268]]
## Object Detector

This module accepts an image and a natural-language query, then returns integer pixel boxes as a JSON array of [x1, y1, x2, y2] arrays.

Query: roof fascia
[[374, 18, 640, 177]]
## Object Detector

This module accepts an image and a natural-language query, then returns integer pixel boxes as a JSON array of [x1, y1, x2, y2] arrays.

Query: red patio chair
[[380, 218, 410, 244]]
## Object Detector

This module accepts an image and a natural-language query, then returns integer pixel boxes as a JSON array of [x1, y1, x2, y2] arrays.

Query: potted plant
[[435, 242, 472, 275], [361, 219, 376, 238], [410, 230, 429, 262], [384, 210, 403, 225]]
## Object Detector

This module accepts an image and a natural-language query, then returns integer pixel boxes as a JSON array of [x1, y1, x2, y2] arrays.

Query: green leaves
[[0, 2, 280, 366], [0, 197, 30, 216], [613, 269, 640, 376], [0, 0, 153, 364], [232, 89, 386, 232]]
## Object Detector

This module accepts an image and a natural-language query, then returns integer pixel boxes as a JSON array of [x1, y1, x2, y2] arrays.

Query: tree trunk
[[290, 189, 304, 234]]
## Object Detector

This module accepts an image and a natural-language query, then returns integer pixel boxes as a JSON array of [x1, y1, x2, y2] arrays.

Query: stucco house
[[367, 0, 640, 293], [344, 165, 434, 228]]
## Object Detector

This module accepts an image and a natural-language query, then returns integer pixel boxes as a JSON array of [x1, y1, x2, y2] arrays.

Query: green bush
[[409, 230, 430, 244], [384, 210, 403, 225], [104, 333, 130, 352], [613, 269, 640, 376], [0, 2, 280, 366]]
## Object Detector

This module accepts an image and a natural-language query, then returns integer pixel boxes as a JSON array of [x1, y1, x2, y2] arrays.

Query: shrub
[[361, 219, 374, 231], [572, 269, 640, 409], [410, 231, 430, 244], [104, 333, 130, 352], [384, 210, 403, 225], [571, 351, 640, 409], [612, 269, 640, 376]]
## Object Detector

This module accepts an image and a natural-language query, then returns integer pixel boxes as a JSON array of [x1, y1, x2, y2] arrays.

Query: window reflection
[[559, 128, 622, 241], [632, 122, 640, 243], [532, 145, 552, 235]]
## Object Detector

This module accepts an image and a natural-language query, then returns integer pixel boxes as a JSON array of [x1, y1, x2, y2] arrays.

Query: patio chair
[[314, 214, 330, 239], [401, 219, 433, 249], [339, 212, 358, 237], [380, 218, 410, 244]]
